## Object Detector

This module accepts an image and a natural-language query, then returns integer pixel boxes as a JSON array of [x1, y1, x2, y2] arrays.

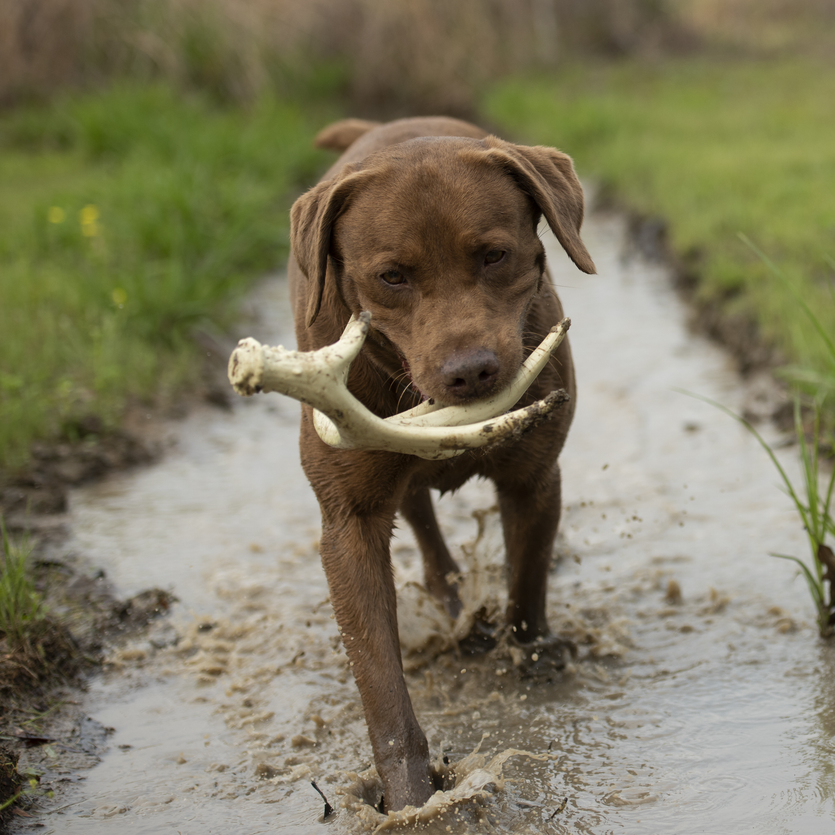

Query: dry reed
[[3, 1, 831, 112], [0, 0, 675, 112]]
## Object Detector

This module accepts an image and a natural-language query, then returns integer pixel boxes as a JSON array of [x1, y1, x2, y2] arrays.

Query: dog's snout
[[440, 349, 500, 400]]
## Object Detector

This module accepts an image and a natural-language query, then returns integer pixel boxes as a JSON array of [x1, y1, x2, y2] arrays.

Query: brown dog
[[288, 116, 595, 811]]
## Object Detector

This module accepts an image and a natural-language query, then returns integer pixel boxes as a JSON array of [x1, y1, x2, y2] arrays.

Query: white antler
[[228, 313, 570, 460]]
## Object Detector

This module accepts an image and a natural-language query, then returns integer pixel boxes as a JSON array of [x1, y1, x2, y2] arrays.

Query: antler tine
[[227, 315, 364, 411]]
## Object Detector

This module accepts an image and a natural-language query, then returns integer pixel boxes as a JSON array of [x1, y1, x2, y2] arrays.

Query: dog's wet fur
[[288, 117, 595, 811]]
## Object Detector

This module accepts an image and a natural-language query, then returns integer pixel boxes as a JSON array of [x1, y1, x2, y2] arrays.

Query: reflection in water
[[15, 212, 835, 834]]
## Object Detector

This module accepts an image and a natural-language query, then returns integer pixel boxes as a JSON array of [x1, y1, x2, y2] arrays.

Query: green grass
[[0, 83, 332, 471], [484, 57, 835, 401], [0, 519, 43, 649], [772, 401, 835, 638]]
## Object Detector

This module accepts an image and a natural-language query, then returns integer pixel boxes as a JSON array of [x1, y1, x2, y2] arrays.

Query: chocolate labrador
[[288, 116, 595, 811]]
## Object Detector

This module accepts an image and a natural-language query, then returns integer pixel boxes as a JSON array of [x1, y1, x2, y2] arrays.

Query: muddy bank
[[0, 422, 156, 519], [623, 203, 788, 381], [0, 538, 176, 828]]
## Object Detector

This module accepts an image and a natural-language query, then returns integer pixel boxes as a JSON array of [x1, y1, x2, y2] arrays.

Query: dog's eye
[[381, 269, 406, 285], [484, 250, 506, 266]]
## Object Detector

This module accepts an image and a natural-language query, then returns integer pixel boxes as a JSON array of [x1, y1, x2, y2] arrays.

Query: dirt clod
[[1, 427, 156, 522], [665, 579, 683, 605]]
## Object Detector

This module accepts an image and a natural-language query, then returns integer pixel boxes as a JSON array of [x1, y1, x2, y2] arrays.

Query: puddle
[[15, 211, 835, 833]]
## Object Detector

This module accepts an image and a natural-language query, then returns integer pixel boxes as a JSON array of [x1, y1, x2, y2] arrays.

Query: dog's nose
[[440, 349, 500, 400]]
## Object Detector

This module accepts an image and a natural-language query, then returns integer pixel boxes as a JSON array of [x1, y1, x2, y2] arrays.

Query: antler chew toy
[[227, 313, 570, 461]]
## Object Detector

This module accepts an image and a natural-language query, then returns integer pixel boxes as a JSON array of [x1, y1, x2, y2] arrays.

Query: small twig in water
[[548, 797, 568, 819], [310, 780, 334, 818]]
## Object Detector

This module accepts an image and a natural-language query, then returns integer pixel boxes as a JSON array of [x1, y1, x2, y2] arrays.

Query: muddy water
[[20, 211, 835, 833]]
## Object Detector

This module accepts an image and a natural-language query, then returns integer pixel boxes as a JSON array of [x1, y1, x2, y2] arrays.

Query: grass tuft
[[684, 393, 834, 637], [0, 519, 86, 692], [0, 519, 44, 651]]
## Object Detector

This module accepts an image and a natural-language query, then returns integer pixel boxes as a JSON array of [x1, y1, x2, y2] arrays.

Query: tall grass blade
[[771, 553, 826, 610], [679, 389, 834, 637]]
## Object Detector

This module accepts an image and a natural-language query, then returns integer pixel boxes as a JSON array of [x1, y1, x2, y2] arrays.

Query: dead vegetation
[[680, 0, 835, 54], [0, 0, 681, 113], [4, 1, 832, 115]]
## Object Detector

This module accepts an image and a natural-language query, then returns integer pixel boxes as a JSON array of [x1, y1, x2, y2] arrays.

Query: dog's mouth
[[362, 327, 430, 403], [400, 356, 430, 402], [380, 328, 506, 409]]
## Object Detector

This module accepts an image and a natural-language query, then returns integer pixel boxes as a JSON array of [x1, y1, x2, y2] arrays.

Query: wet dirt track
[[15, 210, 835, 834]]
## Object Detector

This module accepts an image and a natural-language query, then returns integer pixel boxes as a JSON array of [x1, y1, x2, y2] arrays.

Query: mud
[[0, 420, 157, 519], [6, 208, 835, 833]]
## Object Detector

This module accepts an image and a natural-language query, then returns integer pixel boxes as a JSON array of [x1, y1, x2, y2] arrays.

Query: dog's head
[[291, 135, 595, 407]]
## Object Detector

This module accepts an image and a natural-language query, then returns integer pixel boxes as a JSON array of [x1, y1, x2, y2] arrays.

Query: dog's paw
[[457, 617, 498, 655], [508, 633, 576, 679]]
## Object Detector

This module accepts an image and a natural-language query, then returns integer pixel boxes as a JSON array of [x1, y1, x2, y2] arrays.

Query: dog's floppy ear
[[482, 137, 596, 275], [291, 165, 367, 328]]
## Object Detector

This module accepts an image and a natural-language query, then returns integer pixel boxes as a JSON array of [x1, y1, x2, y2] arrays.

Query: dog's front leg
[[319, 509, 434, 811]]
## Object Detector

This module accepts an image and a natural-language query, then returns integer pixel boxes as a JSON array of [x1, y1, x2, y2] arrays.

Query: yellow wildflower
[[80, 204, 100, 237], [80, 205, 99, 223]]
